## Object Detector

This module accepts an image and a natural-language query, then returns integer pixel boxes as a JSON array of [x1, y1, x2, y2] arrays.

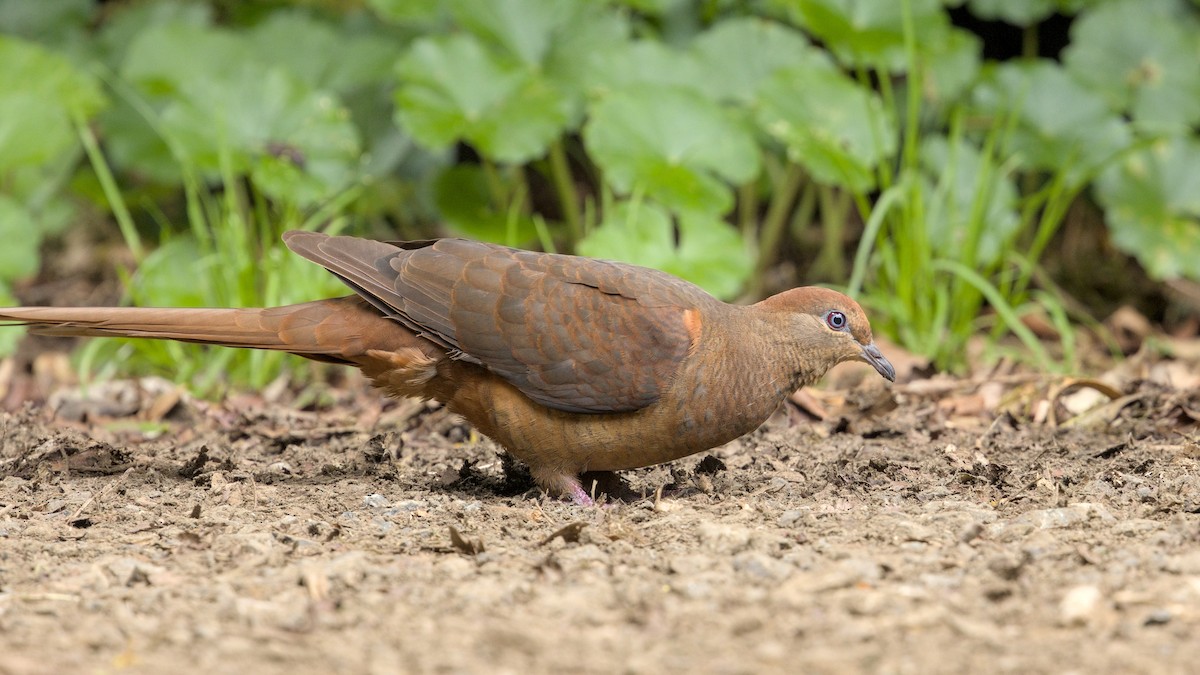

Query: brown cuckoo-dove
[[0, 232, 895, 503]]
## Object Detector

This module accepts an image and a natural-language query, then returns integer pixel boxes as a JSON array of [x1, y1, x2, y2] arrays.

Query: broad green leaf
[[99, 98, 182, 184], [95, 0, 212, 68], [0, 197, 40, 281], [607, 0, 690, 13], [775, 0, 945, 69], [447, 0, 627, 115], [0, 37, 106, 172], [578, 201, 752, 299], [1064, 0, 1200, 133], [539, 4, 628, 103], [584, 86, 760, 214], [965, 0, 1091, 26], [366, 0, 446, 25], [920, 135, 1019, 267], [9, 164, 75, 234], [389, 1, 624, 163], [432, 164, 538, 244], [396, 34, 573, 163], [95, 13, 201, 182], [449, 0, 578, 67], [664, 211, 754, 299], [689, 17, 832, 103], [246, 13, 409, 183], [118, 23, 360, 203], [130, 237, 212, 309], [250, 12, 402, 94], [582, 40, 706, 95], [920, 26, 981, 106], [0, 0, 91, 43], [1095, 135, 1200, 280], [120, 22, 253, 97], [0, 93, 74, 174], [757, 66, 894, 191], [162, 67, 360, 205], [972, 61, 1131, 188]]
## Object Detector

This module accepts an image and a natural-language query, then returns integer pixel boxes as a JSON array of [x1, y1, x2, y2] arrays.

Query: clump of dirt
[[1, 372, 1198, 674]]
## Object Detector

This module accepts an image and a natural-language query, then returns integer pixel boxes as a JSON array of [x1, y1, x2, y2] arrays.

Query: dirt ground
[[1, 364, 1199, 675]]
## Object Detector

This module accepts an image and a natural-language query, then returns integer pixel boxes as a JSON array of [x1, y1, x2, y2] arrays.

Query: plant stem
[[738, 181, 758, 242], [751, 162, 805, 293], [847, 183, 903, 296], [1022, 24, 1039, 60], [510, 164, 531, 216], [547, 139, 582, 244], [480, 158, 508, 212], [814, 187, 849, 280], [74, 113, 143, 261]]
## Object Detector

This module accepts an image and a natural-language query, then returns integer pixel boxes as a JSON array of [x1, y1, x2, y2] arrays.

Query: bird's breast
[[437, 346, 786, 474]]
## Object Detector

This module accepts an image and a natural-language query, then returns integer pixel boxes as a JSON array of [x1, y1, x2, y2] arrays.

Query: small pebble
[[363, 493, 390, 509], [1059, 585, 1103, 626]]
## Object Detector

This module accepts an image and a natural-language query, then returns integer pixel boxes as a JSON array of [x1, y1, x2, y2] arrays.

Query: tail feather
[[0, 297, 404, 364], [2, 306, 279, 342]]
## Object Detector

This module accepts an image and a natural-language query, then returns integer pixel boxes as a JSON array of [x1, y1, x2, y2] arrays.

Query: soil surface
[[2, 367, 1199, 674]]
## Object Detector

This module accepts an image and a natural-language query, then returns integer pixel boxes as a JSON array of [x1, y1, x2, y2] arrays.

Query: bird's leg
[[532, 467, 594, 506], [567, 483, 594, 507]]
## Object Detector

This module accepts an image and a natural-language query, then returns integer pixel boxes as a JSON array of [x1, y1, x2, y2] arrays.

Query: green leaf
[[688, 17, 832, 103], [578, 200, 752, 299], [0, 196, 41, 281], [131, 237, 213, 308], [118, 23, 360, 203], [120, 22, 253, 97], [449, 0, 629, 122], [606, 0, 690, 14], [1063, 0, 1200, 133], [395, 1, 625, 162], [249, 12, 402, 95], [965, 0, 1089, 26], [432, 164, 537, 244], [920, 26, 981, 106], [1095, 135, 1200, 281], [584, 86, 760, 214], [396, 34, 572, 163], [757, 66, 895, 191], [94, 6, 213, 182], [366, 0, 447, 25], [919, 135, 1019, 267], [582, 40, 706, 95], [0, 36, 106, 172], [777, 0, 945, 69], [95, 0, 213, 68], [972, 61, 1131, 187], [0, 0, 91, 43], [539, 3, 628, 103], [98, 98, 182, 185], [165, 67, 361, 204], [449, 0, 578, 67]]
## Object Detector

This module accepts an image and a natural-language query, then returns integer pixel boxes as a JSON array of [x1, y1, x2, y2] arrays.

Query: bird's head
[[756, 287, 895, 384]]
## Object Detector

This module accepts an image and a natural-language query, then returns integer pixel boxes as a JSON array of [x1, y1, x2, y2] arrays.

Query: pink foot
[[568, 482, 594, 506]]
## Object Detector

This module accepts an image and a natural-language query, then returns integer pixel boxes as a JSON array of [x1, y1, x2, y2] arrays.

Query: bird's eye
[[825, 310, 847, 331]]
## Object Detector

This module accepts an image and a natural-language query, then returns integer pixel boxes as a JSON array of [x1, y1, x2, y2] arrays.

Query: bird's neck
[[696, 306, 824, 406], [745, 307, 837, 394]]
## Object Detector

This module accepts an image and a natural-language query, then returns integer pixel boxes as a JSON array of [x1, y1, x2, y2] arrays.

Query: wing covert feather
[[284, 231, 715, 413]]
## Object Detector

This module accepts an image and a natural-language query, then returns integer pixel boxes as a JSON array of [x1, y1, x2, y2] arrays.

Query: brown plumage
[[1, 232, 895, 503]]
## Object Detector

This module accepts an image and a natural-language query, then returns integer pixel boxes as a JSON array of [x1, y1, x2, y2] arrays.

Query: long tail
[[0, 296, 416, 365]]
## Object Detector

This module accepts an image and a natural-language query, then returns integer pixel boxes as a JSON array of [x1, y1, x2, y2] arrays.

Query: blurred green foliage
[[0, 0, 1197, 384]]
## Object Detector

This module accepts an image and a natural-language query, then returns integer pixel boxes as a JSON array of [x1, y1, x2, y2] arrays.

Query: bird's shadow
[[442, 453, 643, 504]]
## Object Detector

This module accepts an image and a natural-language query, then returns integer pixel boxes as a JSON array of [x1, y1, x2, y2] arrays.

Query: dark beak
[[860, 342, 896, 382]]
